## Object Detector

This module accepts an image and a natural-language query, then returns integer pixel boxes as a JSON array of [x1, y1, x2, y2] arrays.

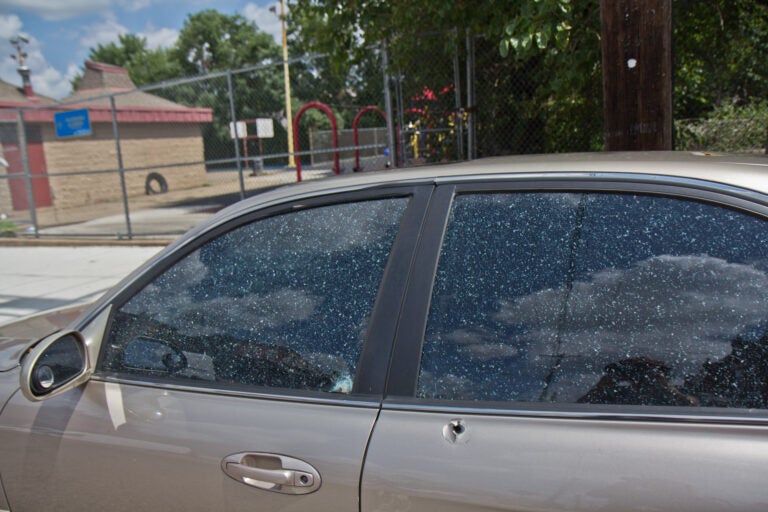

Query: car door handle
[[225, 463, 313, 486], [221, 452, 322, 495]]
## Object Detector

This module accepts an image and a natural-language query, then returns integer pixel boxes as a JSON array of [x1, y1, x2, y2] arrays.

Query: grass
[[0, 219, 17, 237]]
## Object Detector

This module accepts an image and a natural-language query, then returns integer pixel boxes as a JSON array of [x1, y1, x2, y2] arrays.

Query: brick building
[[0, 61, 213, 215], [0, 78, 55, 214]]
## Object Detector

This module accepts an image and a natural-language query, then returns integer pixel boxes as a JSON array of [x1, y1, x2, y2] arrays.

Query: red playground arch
[[292, 101, 340, 182], [352, 106, 387, 172]]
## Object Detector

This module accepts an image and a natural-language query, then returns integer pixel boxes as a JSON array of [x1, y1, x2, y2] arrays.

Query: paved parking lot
[[0, 245, 163, 325]]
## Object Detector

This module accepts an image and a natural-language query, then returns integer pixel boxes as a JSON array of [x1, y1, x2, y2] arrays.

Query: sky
[[0, 0, 285, 99]]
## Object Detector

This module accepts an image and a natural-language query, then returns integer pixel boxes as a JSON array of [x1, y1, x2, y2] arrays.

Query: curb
[[0, 237, 172, 247]]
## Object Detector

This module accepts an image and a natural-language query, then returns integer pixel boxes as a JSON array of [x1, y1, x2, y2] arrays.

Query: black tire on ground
[[145, 172, 168, 195]]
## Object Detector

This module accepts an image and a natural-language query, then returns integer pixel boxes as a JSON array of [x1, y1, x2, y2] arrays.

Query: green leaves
[[499, 0, 575, 60], [673, 0, 768, 119], [73, 34, 182, 88], [173, 9, 281, 73]]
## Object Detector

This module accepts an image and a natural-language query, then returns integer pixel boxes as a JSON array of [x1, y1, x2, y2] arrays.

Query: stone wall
[[43, 122, 207, 210]]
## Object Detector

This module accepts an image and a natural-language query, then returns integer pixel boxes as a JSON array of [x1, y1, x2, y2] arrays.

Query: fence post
[[227, 69, 245, 200], [110, 96, 133, 240], [394, 69, 407, 166], [382, 43, 396, 168], [466, 29, 477, 160], [452, 28, 464, 161], [16, 109, 39, 238]]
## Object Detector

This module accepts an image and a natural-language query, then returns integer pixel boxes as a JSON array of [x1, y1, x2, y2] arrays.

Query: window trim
[[93, 185, 432, 401], [379, 396, 768, 425], [385, 177, 768, 413]]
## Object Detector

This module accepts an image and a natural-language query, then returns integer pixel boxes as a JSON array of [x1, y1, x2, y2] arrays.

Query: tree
[[89, 33, 147, 69], [76, 10, 287, 164], [287, 6, 384, 124], [289, 0, 605, 155], [173, 10, 280, 73], [169, 10, 286, 163], [289, 0, 768, 154], [673, 0, 768, 118], [70, 34, 182, 89]]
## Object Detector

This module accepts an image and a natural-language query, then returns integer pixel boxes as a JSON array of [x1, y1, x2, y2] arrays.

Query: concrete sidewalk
[[0, 245, 163, 325]]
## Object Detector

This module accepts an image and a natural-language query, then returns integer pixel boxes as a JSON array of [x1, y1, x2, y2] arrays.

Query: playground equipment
[[290, 101, 432, 179], [292, 101, 339, 182], [232, 118, 274, 174], [352, 106, 387, 172]]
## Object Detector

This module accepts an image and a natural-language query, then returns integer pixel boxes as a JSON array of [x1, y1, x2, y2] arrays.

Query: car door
[[363, 179, 768, 512], [0, 186, 430, 512]]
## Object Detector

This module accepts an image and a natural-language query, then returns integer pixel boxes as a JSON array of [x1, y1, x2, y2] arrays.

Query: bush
[[0, 219, 17, 237], [675, 101, 768, 153]]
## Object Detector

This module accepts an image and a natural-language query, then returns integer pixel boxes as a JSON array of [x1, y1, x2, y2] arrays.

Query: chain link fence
[[674, 103, 768, 154], [471, 34, 605, 156], [0, 53, 392, 240], [1, 29, 766, 240]]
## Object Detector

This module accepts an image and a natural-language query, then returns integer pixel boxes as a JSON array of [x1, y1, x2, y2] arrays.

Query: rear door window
[[418, 191, 768, 407]]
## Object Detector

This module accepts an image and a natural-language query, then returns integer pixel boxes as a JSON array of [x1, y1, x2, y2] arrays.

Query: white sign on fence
[[229, 121, 247, 139], [256, 118, 274, 138]]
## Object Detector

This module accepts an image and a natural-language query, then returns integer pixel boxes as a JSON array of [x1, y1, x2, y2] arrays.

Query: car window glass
[[418, 192, 768, 408], [102, 197, 408, 394]]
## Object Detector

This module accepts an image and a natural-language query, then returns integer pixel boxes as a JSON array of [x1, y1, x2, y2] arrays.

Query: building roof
[[77, 61, 134, 91], [63, 61, 193, 110], [19, 61, 212, 124], [0, 78, 55, 108]]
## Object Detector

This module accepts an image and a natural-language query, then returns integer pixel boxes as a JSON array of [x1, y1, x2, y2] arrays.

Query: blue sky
[[0, 0, 284, 99]]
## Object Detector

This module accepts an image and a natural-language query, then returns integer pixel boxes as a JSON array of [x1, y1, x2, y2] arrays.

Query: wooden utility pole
[[601, 0, 673, 150]]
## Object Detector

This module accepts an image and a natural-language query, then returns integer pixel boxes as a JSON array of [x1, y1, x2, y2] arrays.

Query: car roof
[[173, 151, 768, 249], [246, 150, 768, 202]]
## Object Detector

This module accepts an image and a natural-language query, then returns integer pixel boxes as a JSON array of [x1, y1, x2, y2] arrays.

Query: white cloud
[[426, 254, 768, 402], [22, 37, 76, 98], [497, 255, 768, 351], [30, 63, 78, 99], [0, 23, 76, 99], [0, 58, 19, 89], [76, 17, 177, 53], [117, 0, 152, 11], [0, 0, 111, 21], [79, 15, 130, 50], [139, 25, 178, 49], [242, 2, 283, 45], [490, 254, 768, 400], [0, 14, 22, 39]]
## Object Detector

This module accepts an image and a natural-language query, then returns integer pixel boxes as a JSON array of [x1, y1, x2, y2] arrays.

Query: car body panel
[[0, 472, 9, 512], [363, 406, 768, 512], [0, 372, 17, 419], [360, 164, 768, 512], [0, 339, 28, 374], [0, 380, 377, 512], [3, 153, 768, 511], [1, 186, 416, 511], [0, 303, 89, 372]]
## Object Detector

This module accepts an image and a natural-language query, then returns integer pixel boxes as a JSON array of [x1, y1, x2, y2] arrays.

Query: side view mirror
[[20, 330, 90, 401]]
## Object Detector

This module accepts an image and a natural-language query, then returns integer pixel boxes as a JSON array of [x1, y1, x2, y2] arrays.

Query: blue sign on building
[[54, 109, 92, 138]]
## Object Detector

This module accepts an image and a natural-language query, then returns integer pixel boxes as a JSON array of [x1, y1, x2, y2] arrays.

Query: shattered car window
[[418, 192, 768, 408], [102, 197, 408, 393]]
